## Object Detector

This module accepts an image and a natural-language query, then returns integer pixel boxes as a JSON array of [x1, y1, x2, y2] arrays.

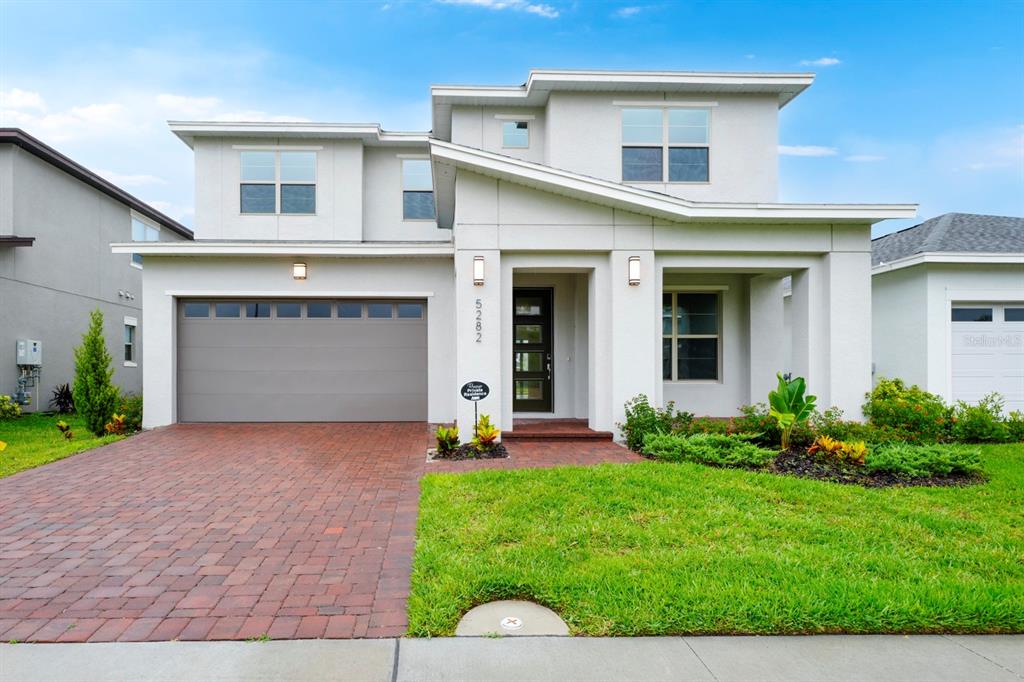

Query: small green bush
[[811, 406, 903, 444], [950, 393, 1010, 443], [0, 394, 22, 420], [73, 309, 120, 437], [642, 432, 777, 468], [118, 393, 144, 432], [619, 395, 693, 452], [862, 378, 950, 443], [864, 443, 982, 478], [1007, 411, 1024, 442]]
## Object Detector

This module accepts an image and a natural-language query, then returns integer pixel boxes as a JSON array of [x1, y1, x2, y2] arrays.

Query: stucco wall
[[872, 266, 929, 387], [450, 106, 547, 165]]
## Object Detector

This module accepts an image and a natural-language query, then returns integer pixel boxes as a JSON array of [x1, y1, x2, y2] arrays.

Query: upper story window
[[130, 215, 160, 267], [240, 150, 316, 215], [621, 108, 710, 183], [502, 121, 530, 148], [402, 158, 435, 220]]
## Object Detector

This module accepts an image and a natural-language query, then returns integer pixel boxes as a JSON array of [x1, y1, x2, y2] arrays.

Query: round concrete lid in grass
[[455, 600, 570, 637]]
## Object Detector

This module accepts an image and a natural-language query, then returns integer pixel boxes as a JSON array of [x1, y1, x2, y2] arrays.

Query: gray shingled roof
[[871, 212, 1024, 266]]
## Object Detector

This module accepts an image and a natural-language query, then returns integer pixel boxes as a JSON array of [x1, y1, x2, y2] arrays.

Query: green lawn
[[0, 413, 124, 478], [408, 444, 1024, 636]]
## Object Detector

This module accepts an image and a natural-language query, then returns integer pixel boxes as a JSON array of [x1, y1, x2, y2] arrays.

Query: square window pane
[[677, 338, 718, 380], [131, 218, 147, 241], [397, 303, 423, 319], [403, 191, 435, 220], [368, 303, 393, 319], [621, 108, 663, 144], [677, 293, 718, 334], [402, 159, 433, 191], [1005, 308, 1024, 322], [515, 351, 544, 372], [245, 302, 271, 318], [515, 324, 543, 345], [307, 302, 332, 318], [280, 184, 315, 214], [669, 147, 709, 182], [663, 337, 672, 380], [668, 108, 709, 144], [515, 380, 544, 400], [280, 151, 315, 182], [622, 147, 663, 181], [184, 302, 209, 318], [240, 151, 275, 181], [502, 120, 529, 148], [241, 184, 275, 213], [277, 302, 301, 318], [132, 253, 143, 266], [951, 308, 992, 322], [338, 303, 363, 318], [215, 303, 241, 318], [146, 225, 159, 242], [515, 297, 543, 316]]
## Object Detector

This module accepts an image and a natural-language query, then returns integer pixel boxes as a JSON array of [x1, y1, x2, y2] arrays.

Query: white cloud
[[779, 144, 839, 157], [844, 154, 886, 162], [1, 101, 132, 142], [157, 93, 223, 117], [437, 0, 559, 18], [799, 57, 841, 67], [1, 88, 47, 111], [96, 169, 168, 187], [615, 6, 643, 17]]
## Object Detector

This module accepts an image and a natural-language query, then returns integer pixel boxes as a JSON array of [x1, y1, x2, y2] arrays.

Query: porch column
[[455, 249, 503, 441], [748, 274, 786, 403], [824, 251, 872, 418], [790, 261, 829, 408], [607, 250, 659, 434]]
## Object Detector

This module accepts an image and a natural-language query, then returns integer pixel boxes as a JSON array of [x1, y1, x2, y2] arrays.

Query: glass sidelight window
[[663, 292, 720, 381]]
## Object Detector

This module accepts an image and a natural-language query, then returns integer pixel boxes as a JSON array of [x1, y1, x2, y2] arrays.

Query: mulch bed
[[771, 448, 984, 488], [429, 443, 509, 461]]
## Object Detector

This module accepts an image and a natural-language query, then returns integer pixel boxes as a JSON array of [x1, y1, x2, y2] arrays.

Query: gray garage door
[[177, 299, 427, 422]]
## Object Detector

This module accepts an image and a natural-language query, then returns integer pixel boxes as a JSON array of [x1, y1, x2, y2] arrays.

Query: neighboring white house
[[872, 213, 1024, 413], [113, 69, 917, 438]]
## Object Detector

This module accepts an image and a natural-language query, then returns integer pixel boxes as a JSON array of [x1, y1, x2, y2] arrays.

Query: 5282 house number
[[475, 298, 483, 342]]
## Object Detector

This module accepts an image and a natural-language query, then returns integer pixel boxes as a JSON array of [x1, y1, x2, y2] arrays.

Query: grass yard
[[408, 443, 1024, 636], [0, 413, 124, 478]]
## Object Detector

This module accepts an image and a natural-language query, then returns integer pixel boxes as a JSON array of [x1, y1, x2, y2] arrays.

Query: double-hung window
[[402, 158, 435, 220], [240, 150, 316, 215], [662, 292, 720, 381], [123, 317, 137, 366], [622, 108, 710, 183], [130, 216, 160, 267]]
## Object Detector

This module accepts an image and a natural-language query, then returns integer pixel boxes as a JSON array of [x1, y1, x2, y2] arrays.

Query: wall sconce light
[[627, 256, 641, 286], [293, 262, 307, 280], [473, 256, 485, 286]]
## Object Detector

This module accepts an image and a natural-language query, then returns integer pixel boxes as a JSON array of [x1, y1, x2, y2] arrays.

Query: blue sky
[[1, 0, 1022, 235]]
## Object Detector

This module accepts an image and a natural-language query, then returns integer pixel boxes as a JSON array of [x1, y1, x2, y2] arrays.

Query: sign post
[[460, 381, 491, 437]]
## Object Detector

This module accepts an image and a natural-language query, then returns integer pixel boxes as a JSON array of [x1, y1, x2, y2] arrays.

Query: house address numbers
[[475, 298, 483, 342]]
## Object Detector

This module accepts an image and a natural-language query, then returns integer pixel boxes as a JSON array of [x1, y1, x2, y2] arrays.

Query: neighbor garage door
[[177, 299, 427, 422], [950, 303, 1024, 412]]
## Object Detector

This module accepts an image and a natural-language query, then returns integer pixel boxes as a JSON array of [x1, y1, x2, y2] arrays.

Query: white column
[[825, 251, 872, 418], [141, 263, 176, 428], [748, 274, 786, 403], [790, 261, 830, 408], [607, 250, 659, 434], [455, 249, 503, 441]]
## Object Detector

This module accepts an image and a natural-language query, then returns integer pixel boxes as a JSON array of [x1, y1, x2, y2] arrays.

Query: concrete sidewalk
[[2, 635, 1021, 682]]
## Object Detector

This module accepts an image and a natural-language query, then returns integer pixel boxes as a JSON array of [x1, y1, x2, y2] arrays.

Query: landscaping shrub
[[49, 383, 75, 414], [768, 373, 816, 449], [642, 432, 776, 468], [0, 394, 21, 420], [950, 393, 1010, 443], [862, 378, 949, 443], [807, 435, 866, 465], [1007, 411, 1024, 442], [435, 424, 460, 456], [73, 309, 120, 437], [864, 443, 982, 478], [811, 406, 902, 444], [118, 394, 144, 432], [471, 414, 501, 454], [619, 394, 693, 452]]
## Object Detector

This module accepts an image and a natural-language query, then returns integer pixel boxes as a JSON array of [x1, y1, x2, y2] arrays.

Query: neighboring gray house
[[872, 213, 1024, 412], [0, 128, 193, 413]]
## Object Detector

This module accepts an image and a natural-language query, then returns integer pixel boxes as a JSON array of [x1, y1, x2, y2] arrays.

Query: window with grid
[[622, 108, 709, 183], [662, 292, 719, 381], [240, 151, 316, 215], [402, 158, 435, 220]]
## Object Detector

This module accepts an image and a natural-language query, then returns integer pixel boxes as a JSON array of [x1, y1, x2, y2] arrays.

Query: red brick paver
[[0, 422, 638, 641]]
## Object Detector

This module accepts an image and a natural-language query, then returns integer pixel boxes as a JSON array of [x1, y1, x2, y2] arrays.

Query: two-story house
[[1, 128, 193, 412], [116, 70, 916, 437]]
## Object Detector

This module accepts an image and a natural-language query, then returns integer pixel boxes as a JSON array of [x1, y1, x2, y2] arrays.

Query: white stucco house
[[113, 69, 917, 438], [872, 213, 1024, 413]]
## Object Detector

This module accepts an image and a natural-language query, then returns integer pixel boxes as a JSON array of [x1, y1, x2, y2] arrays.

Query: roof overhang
[[0, 236, 35, 247], [430, 140, 917, 229], [169, 121, 431, 149], [431, 69, 815, 140], [872, 252, 1024, 275], [111, 241, 454, 258]]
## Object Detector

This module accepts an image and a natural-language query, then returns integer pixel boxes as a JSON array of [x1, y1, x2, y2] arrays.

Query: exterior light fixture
[[473, 256, 485, 286], [627, 256, 641, 286], [293, 262, 307, 280]]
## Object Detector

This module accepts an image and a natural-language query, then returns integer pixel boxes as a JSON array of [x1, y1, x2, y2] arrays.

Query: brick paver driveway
[[0, 423, 637, 642]]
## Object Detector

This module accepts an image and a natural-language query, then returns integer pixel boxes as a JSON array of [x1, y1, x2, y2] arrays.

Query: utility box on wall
[[16, 339, 42, 366]]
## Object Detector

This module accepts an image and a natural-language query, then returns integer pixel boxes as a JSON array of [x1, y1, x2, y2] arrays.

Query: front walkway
[[0, 423, 638, 643], [4, 635, 1022, 681]]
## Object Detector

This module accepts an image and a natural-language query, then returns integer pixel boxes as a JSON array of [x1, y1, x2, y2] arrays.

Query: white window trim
[[494, 114, 537, 120], [401, 158, 436, 222], [240, 150, 317, 216], [620, 107, 712, 185], [123, 316, 138, 367], [663, 291, 722, 383]]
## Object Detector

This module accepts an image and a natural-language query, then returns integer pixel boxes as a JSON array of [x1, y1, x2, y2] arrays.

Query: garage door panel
[[179, 393, 426, 422], [181, 322, 426, 349], [179, 368, 428, 396], [178, 345, 426, 373]]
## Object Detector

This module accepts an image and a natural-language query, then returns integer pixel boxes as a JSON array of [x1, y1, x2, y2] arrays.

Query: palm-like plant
[[768, 373, 816, 450]]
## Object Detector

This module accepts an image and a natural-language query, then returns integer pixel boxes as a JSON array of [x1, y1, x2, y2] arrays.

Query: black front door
[[513, 288, 553, 412]]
